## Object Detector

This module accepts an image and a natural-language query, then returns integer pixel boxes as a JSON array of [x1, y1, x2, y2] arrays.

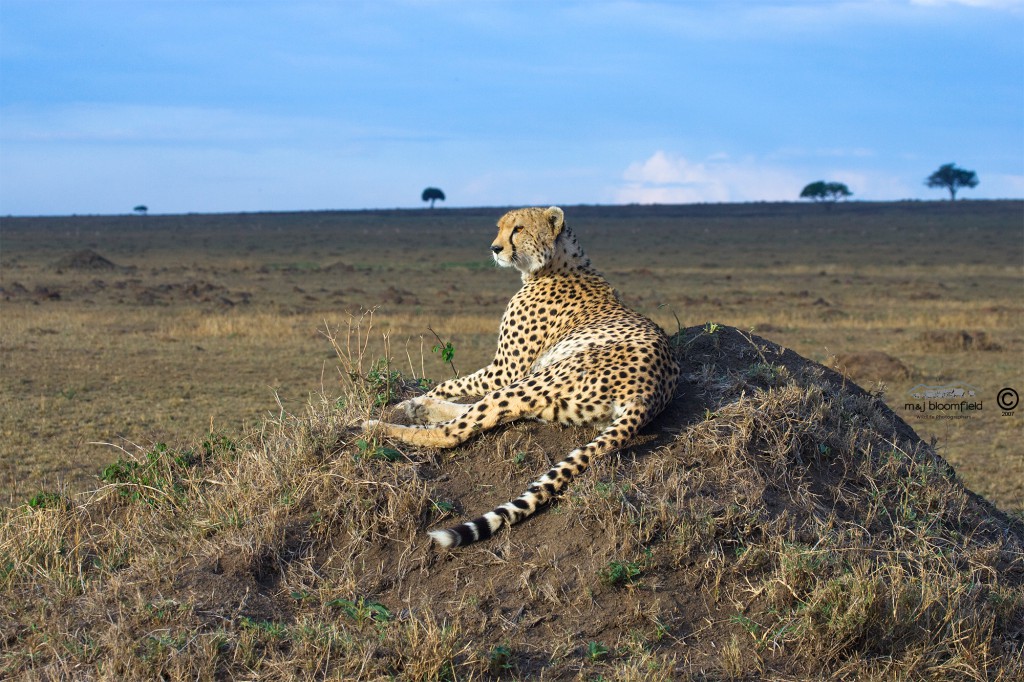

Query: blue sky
[[1, 0, 1021, 215]]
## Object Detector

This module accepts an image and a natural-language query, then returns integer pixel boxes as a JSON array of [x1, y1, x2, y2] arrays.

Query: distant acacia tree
[[800, 181, 852, 203], [421, 187, 445, 208], [133, 205, 148, 215], [925, 163, 978, 201]]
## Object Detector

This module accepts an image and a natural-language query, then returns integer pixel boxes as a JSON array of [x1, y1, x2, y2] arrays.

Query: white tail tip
[[428, 529, 458, 548]]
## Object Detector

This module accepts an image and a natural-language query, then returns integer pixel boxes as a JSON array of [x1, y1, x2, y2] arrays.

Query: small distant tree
[[421, 187, 445, 208], [800, 181, 852, 203], [133, 205, 148, 215], [925, 163, 978, 201]]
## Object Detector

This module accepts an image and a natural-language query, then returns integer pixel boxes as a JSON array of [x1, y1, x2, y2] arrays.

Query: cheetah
[[364, 206, 679, 548]]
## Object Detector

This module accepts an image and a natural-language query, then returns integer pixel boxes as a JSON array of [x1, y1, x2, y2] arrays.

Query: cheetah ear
[[544, 206, 565, 236]]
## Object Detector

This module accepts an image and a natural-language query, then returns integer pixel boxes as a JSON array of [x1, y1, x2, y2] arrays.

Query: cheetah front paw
[[398, 396, 433, 423]]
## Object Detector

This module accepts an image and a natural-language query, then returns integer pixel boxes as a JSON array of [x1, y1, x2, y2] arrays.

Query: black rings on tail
[[428, 401, 654, 548]]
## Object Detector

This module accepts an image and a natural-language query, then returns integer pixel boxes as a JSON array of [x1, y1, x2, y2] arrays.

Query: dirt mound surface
[[915, 329, 1002, 352], [829, 350, 913, 383], [50, 248, 118, 271], [3, 325, 1021, 680], [130, 279, 250, 306]]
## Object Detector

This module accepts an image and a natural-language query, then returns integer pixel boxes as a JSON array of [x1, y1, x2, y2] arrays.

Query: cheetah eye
[[512, 225, 524, 233]]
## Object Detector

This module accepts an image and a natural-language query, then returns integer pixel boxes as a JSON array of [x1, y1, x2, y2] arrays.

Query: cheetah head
[[490, 206, 565, 275]]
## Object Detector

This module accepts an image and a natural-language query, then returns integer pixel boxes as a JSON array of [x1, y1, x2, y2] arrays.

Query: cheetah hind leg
[[428, 400, 650, 548]]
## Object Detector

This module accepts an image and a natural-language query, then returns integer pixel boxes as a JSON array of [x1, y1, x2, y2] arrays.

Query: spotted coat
[[365, 206, 680, 547]]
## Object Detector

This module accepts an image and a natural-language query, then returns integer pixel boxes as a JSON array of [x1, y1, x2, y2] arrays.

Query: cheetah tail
[[428, 404, 648, 548]]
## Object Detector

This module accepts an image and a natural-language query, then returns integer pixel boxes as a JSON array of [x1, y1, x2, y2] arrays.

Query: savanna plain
[[3, 202, 1021, 510], [1, 201, 1022, 680]]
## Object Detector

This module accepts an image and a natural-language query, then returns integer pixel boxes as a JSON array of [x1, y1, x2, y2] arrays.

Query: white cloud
[[616, 151, 806, 204]]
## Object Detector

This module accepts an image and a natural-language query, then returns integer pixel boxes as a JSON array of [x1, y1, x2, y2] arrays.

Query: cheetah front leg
[[396, 360, 520, 423], [366, 382, 547, 449], [401, 395, 473, 424]]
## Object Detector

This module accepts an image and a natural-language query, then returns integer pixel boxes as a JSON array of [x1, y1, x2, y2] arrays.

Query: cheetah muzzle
[[364, 206, 680, 547]]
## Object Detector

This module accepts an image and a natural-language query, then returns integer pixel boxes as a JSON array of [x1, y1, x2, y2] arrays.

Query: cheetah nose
[[491, 245, 503, 254]]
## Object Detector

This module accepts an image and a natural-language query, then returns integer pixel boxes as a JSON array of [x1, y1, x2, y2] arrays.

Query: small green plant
[[600, 559, 643, 587], [429, 326, 459, 377], [487, 644, 514, 674], [704, 321, 721, 334], [238, 616, 288, 638], [433, 341, 455, 365], [99, 434, 235, 506], [26, 491, 65, 510], [200, 433, 236, 460], [327, 597, 391, 625], [354, 438, 402, 462], [745, 362, 781, 384], [731, 613, 761, 637], [431, 499, 457, 516], [366, 358, 402, 407], [100, 444, 174, 504], [586, 640, 609, 661]]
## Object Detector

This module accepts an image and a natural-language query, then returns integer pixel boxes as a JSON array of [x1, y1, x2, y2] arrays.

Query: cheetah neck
[[527, 226, 596, 281]]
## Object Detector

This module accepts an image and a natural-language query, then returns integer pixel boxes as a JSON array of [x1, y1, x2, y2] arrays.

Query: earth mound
[[50, 248, 117, 271], [828, 349, 912, 383], [2, 325, 1021, 680]]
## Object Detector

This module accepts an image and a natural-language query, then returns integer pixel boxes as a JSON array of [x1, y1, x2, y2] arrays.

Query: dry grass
[[1, 322, 1021, 680]]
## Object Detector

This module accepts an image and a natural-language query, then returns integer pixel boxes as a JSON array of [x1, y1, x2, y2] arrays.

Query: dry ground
[[2, 202, 1022, 512], [1, 324, 1020, 679]]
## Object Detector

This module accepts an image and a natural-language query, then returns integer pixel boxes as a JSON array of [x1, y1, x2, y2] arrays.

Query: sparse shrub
[[99, 434, 235, 506], [366, 357, 403, 407], [26, 491, 66, 510], [600, 559, 643, 587], [323, 311, 432, 414]]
